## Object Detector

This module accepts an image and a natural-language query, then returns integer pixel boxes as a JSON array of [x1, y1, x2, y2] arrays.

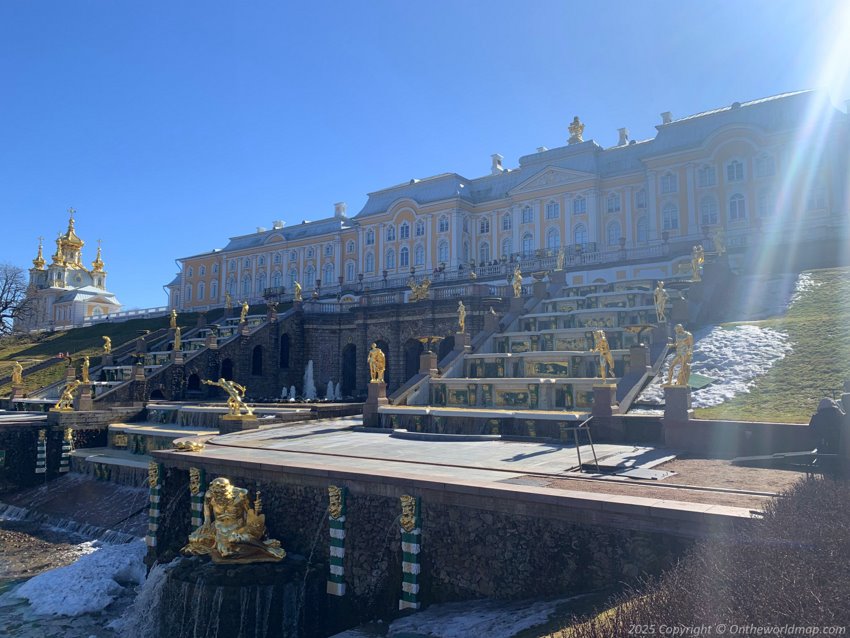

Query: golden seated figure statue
[[182, 477, 286, 564]]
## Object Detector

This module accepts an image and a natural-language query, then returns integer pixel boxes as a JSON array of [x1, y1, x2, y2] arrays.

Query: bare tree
[[0, 264, 33, 335]]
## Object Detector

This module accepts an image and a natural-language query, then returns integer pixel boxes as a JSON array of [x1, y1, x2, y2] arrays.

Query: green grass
[[694, 266, 850, 423]]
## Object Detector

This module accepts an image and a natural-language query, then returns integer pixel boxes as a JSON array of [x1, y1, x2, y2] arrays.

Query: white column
[[686, 163, 697, 238], [586, 190, 599, 245], [451, 211, 461, 268], [646, 171, 658, 241], [425, 214, 433, 270], [624, 186, 633, 245]]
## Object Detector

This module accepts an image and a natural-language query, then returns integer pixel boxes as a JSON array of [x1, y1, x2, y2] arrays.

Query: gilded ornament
[[225, 292, 232, 310], [202, 378, 254, 416], [408, 277, 431, 302], [457, 300, 466, 333], [367, 343, 386, 383], [691, 245, 705, 282], [399, 494, 417, 533], [189, 467, 202, 496], [38, 429, 46, 442], [240, 301, 249, 323], [102, 336, 112, 354], [665, 324, 694, 387], [568, 116, 585, 144], [148, 461, 159, 488], [174, 439, 205, 452], [592, 330, 614, 382], [64, 427, 73, 442], [512, 266, 523, 298], [81, 356, 90, 384], [328, 485, 344, 519], [293, 281, 302, 302], [556, 247, 566, 271], [653, 281, 669, 323], [173, 326, 182, 352], [170, 309, 178, 329], [11, 361, 23, 386], [54, 380, 81, 411], [182, 477, 286, 563]]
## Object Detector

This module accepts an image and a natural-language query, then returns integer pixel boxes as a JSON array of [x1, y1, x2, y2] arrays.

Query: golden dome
[[91, 241, 105, 273], [58, 208, 84, 249], [32, 238, 45, 270]]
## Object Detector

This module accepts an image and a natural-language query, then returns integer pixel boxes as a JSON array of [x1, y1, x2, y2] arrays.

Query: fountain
[[325, 380, 335, 402], [281, 386, 288, 401], [289, 385, 297, 403], [303, 361, 317, 401], [334, 382, 342, 401]]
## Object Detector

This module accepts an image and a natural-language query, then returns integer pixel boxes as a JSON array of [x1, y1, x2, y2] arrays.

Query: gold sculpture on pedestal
[[408, 278, 431, 302], [592, 330, 615, 383], [665, 324, 694, 387], [173, 327, 182, 351], [239, 301, 249, 323], [102, 336, 112, 354], [568, 116, 585, 144], [81, 356, 90, 383], [654, 281, 669, 323], [367, 343, 386, 383], [182, 477, 286, 564], [556, 247, 566, 271], [457, 300, 466, 333], [512, 266, 523, 298], [203, 378, 254, 416], [293, 281, 302, 302], [54, 380, 82, 411], [691, 245, 705, 282], [170, 309, 178, 329], [11, 361, 23, 386], [225, 292, 232, 310]]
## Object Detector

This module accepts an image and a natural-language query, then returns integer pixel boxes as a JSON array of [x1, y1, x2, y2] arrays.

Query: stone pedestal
[[102, 354, 114, 367], [628, 345, 651, 374], [419, 351, 438, 376], [219, 414, 260, 434], [75, 383, 93, 412], [510, 296, 525, 312], [363, 382, 388, 428], [240, 322, 250, 336], [664, 385, 692, 422], [592, 384, 618, 418], [484, 310, 500, 333], [65, 365, 76, 383], [205, 333, 218, 350], [532, 280, 547, 298], [133, 363, 146, 382], [9, 385, 25, 401], [549, 270, 566, 286], [453, 331, 470, 351], [172, 351, 184, 365]]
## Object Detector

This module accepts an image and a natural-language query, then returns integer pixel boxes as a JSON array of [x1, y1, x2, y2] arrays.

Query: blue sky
[[2, 1, 848, 309]]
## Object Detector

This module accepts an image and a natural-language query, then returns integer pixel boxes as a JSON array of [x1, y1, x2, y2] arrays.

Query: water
[[326, 380, 335, 401], [303, 361, 317, 401]]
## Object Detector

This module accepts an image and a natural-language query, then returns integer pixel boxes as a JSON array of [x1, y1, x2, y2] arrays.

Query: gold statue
[[182, 477, 286, 564], [11, 361, 23, 386], [239, 301, 249, 323], [400, 494, 417, 533], [568, 116, 585, 144], [457, 300, 466, 333], [665, 324, 694, 387], [174, 439, 205, 452], [592, 330, 615, 383], [512, 265, 523, 298], [691, 245, 705, 282], [203, 378, 254, 416], [293, 281, 302, 302], [225, 292, 232, 310], [654, 281, 669, 323], [469, 269, 477, 281], [170, 309, 178, 329], [81, 356, 90, 383], [556, 247, 565, 271], [189, 467, 202, 495], [54, 380, 81, 411], [102, 336, 112, 354], [408, 277, 431, 302], [328, 485, 344, 519], [367, 343, 386, 383], [173, 326, 182, 351]]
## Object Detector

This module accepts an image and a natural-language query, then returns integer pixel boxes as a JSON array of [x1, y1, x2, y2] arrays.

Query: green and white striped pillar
[[145, 462, 162, 548], [59, 428, 73, 473], [189, 467, 206, 528], [398, 494, 422, 611], [35, 429, 47, 475], [327, 485, 347, 596]]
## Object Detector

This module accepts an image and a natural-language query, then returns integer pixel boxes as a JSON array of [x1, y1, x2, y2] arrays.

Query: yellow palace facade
[[168, 90, 848, 311]]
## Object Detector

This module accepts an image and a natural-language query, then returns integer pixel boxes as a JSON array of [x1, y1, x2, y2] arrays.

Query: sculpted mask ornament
[[148, 461, 159, 488], [328, 485, 344, 519], [189, 467, 202, 496], [400, 494, 418, 533], [182, 477, 286, 563]]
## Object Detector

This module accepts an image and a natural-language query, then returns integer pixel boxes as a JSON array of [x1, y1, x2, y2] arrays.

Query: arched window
[[606, 193, 621, 214], [244, 258, 251, 268], [636, 217, 648, 243], [366, 252, 375, 273], [635, 189, 646, 209], [545, 201, 560, 219], [256, 272, 266, 294], [258, 256, 265, 266], [288, 269, 298, 288], [438, 215, 449, 233], [346, 240, 355, 253], [415, 220, 425, 237], [522, 233, 534, 255], [227, 277, 236, 296], [700, 196, 718, 225], [501, 237, 512, 258], [502, 212, 512, 231], [385, 226, 395, 242], [438, 241, 449, 263], [198, 281, 205, 300], [210, 280, 218, 300], [241, 275, 251, 296], [573, 196, 586, 215], [697, 164, 716, 187], [546, 227, 560, 250], [366, 229, 375, 245], [726, 160, 744, 182], [662, 203, 679, 230], [289, 251, 297, 261], [199, 265, 206, 276], [324, 244, 333, 257], [573, 224, 588, 246], [400, 246, 410, 267], [606, 221, 621, 246], [229, 260, 236, 271], [660, 172, 678, 194], [187, 266, 193, 278], [185, 284, 193, 302], [479, 242, 490, 263], [400, 222, 410, 239], [522, 206, 534, 223], [305, 265, 315, 285], [346, 261, 355, 281], [414, 244, 425, 266], [479, 217, 490, 234], [385, 248, 395, 269], [212, 263, 219, 275], [272, 271, 282, 288], [273, 253, 281, 265], [323, 263, 335, 285], [729, 194, 746, 221]]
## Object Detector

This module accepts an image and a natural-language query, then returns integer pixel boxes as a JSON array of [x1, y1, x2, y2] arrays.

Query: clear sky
[[2, 1, 849, 309]]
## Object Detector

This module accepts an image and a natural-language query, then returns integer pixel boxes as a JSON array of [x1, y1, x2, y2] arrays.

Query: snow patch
[[8, 539, 147, 617], [789, 271, 821, 307], [638, 324, 792, 408]]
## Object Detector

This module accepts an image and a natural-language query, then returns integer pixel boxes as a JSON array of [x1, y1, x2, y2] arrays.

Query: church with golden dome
[[19, 209, 122, 331]]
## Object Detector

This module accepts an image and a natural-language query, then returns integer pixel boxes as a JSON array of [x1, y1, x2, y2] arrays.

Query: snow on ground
[[638, 324, 792, 408], [7, 538, 146, 617]]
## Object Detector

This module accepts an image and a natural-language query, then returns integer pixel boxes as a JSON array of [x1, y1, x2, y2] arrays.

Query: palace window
[[545, 201, 560, 219], [573, 196, 586, 215], [365, 252, 375, 273], [501, 237, 512, 257], [244, 258, 251, 268], [324, 244, 333, 257], [272, 271, 282, 288], [414, 244, 425, 266], [697, 165, 716, 187], [726, 160, 744, 182], [385, 248, 396, 269], [386, 226, 396, 242], [198, 282, 205, 300], [662, 203, 679, 230], [700, 196, 718, 225], [185, 284, 192, 302], [258, 256, 265, 266], [606, 193, 621, 214], [755, 154, 775, 178], [400, 246, 409, 267], [290, 251, 297, 261], [346, 240, 355, 253], [522, 233, 534, 255], [415, 220, 425, 237], [288, 269, 298, 288], [438, 216, 449, 233], [306, 248, 314, 258], [480, 217, 490, 234], [573, 224, 588, 246], [478, 242, 490, 263], [346, 261, 355, 281], [305, 265, 315, 284], [322, 264, 335, 285], [212, 263, 219, 275], [606, 221, 621, 246], [758, 189, 772, 217], [400, 222, 410, 239], [635, 189, 646, 209], [199, 265, 206, 276], [229, 260, 236, 271], [241, 275, 251, 296], [256, 272, 266, 294], [187, 267, 193, 278], [729, 194, 746, 221], [438, 241, 449, 263], [210, 280, 218, 299], [502, 212, 512, 231], [546, 227, 560, 250], [660, 172, 678, 194], [272, 253, 281, 265], [636, 217, 648, 243], [522, 205, 534, 223], [366, 229, 375, 245]]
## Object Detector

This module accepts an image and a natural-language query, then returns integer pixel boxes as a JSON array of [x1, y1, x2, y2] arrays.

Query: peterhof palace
[[167, 90, 848, 311]]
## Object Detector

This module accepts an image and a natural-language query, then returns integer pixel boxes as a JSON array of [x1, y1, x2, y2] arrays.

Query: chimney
[[334, 202, 347, 218], [256, 227, 267, 233], [272, 220, 285, 229], [617, 128, 629, 146], [537, 146, 548, 153], [660, 112, 672, 125], [491, 153, 504, 175]]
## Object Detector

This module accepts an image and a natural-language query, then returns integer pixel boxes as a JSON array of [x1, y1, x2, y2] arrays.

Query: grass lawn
[[694, 266, 850, 423]]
